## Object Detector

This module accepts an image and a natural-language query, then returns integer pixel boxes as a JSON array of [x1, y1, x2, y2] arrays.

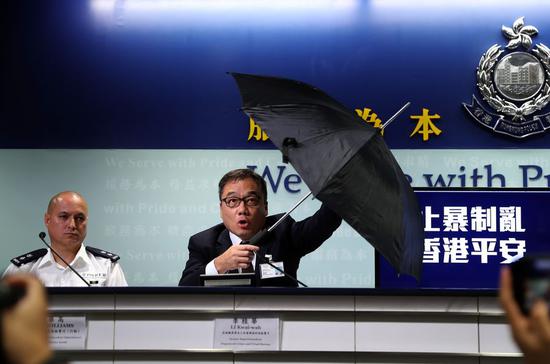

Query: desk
[[48, 287, 522, 364]]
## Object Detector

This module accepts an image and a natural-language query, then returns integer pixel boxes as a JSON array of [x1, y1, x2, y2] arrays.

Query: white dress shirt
[[3, 244, 128, 287], [205, 231, 256, 275]]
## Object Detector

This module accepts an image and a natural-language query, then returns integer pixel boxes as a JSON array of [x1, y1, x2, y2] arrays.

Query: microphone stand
[[256, 255, 308, 287], [243, 192, 313, 288], [39, 232, 91, 287]]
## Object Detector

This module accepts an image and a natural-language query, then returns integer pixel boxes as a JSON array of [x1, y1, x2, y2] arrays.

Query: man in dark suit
[[178, 168, 342, 287]]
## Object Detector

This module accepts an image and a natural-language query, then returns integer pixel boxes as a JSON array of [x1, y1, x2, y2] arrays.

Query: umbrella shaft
[[267, 191, 313, 233], [382, 101, 411, 130]]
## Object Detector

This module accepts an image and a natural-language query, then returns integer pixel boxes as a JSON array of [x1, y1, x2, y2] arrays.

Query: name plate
[[48, 316, 87, 350], [214, 317, 279, 350]]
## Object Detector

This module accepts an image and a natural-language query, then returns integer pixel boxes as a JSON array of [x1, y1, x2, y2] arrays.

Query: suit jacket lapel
[[216, 229, 233, 257]]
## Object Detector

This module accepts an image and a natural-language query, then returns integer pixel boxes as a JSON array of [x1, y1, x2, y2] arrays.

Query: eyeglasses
[[221, 195, 262, 208]]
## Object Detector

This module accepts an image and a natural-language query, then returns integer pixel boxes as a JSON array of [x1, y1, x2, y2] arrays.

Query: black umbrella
[[231, 72, 424, 280]]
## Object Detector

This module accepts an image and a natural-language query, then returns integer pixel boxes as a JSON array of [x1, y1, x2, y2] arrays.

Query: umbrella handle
[[246, 229, 268, 246]]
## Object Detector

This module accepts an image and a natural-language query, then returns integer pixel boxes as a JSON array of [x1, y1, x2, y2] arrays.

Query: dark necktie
[[242, 263, 254, 273], [242, 253, 255, 273]]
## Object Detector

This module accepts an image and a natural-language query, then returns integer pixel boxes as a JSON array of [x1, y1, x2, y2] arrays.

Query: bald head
[[44, 191, 89, 249], [47, 191, 88, 214]]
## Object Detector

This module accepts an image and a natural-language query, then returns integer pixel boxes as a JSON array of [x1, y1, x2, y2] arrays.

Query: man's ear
[[44, 213, 50, 227]]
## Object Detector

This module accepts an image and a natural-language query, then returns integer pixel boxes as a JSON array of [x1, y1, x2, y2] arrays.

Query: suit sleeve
[[178, 235, 208, 286], [290, 203, 342, 256]]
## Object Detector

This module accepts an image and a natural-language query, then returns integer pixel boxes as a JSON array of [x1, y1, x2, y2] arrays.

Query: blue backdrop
[[3, 0, 550, 288], [2, 0, 550, 148]]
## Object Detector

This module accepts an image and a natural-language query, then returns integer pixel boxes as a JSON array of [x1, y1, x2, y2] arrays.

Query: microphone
[[240, 229, 308, 287], [257, 254, 308, 287], [38, 232, 91, 287]]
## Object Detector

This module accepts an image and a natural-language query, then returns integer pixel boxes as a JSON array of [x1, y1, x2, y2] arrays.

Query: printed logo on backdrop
[[248, 109, 385, 142], [249, 107, 444, 143], [464, 17, 550, 138]]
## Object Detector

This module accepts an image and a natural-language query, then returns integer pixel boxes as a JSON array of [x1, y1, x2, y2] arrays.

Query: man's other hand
[[499, 267, 550, 364], [2, 274, 53, 364]]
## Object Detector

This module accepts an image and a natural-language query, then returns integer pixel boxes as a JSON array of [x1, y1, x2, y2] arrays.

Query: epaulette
[[10, 248, 48, 267], [86, 246, 120, 262]]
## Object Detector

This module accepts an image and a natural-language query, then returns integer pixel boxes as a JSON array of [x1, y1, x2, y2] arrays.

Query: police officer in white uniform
[[2, 191, 127, 287]]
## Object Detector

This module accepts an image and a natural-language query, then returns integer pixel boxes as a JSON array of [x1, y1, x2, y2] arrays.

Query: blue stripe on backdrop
[[2, 0, 550, 149]]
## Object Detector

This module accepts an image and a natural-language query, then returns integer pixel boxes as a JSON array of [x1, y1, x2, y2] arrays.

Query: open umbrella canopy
[[231, 72, 425, 280]]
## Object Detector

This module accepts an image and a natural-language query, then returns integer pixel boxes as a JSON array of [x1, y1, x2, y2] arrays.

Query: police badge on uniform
[[464, 17, 550, 138]]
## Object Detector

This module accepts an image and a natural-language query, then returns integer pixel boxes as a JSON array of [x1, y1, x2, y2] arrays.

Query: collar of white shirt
[[37, 244, 92, 270], [228, 231, 242, 245]]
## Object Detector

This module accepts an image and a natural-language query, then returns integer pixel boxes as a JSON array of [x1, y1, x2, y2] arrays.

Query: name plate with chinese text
[[214, 317, 279, 350], [48, 316, 87, 350]]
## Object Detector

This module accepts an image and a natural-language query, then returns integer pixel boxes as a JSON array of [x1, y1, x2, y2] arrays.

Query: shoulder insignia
[[10, 248, 48, 267], [86, 246, 120, 262]]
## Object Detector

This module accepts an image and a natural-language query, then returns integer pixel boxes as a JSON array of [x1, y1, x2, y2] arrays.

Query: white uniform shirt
[[3, 244, 128, 287]]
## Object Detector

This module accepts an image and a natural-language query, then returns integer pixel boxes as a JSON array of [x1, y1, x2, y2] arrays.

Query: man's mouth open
[[237, 219, 250, 229]]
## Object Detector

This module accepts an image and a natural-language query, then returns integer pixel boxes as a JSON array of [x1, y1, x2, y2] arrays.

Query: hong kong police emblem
[[464, 17, 550, 138]]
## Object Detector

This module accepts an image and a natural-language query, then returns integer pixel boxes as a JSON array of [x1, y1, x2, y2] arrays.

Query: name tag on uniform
[[82, 272, 107, 286], [260, 261, 284, 279]]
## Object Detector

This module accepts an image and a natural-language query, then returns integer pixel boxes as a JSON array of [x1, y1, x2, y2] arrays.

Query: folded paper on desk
[[200, 273, 255, 287]]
